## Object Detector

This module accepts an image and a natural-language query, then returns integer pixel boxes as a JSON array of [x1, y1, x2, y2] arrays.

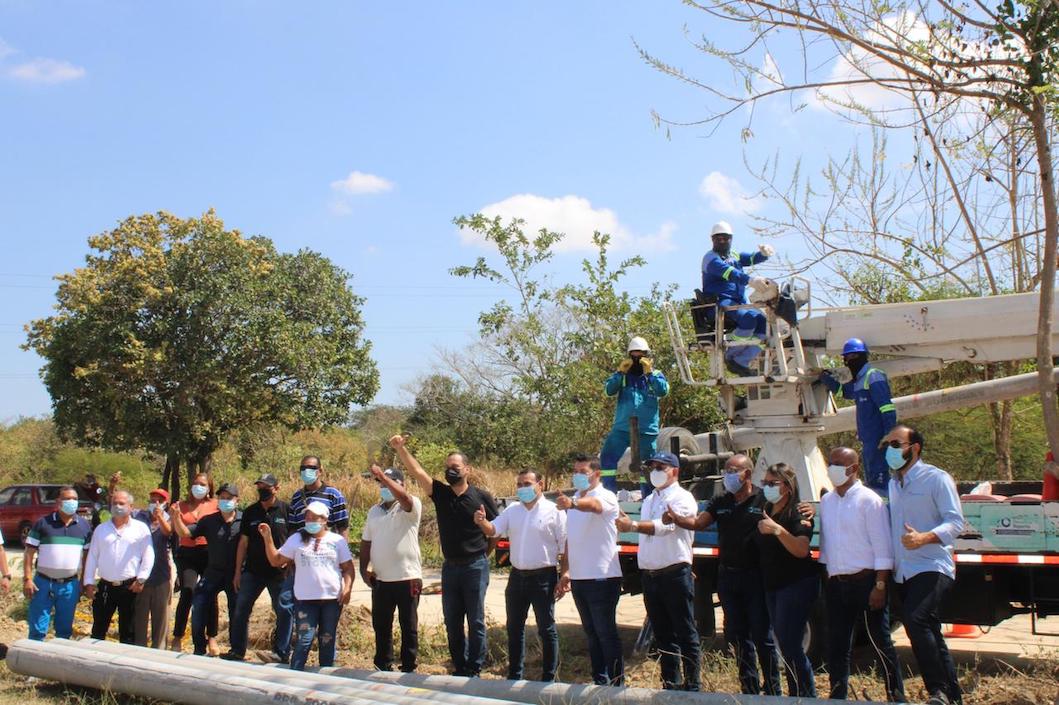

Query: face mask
[[148, 501, 165, 513], [516, 486, 537, 504], [190, 485, 208, 500], [304, 521, 324, 535], [257, 487, 274, 501], [723, 472, 744, 494], [845, 355, 868, 378], [827, 464, 851, 488], [218, 499, 237, 513], [572, 473, 591, 492], [60, 499, 79, 515], [444, 468, 463, 485], [380, 487, 395, 503], [885, 445, 909, 471], [300, 468, 319, 485], [713, 240, 731, 256], [111, 505, 130, 517], [762, 485, 782, 503], [649, 469, 669, 489]]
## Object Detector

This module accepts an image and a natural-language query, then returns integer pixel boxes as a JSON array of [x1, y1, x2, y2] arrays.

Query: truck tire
[[657, 426, 701, 458]]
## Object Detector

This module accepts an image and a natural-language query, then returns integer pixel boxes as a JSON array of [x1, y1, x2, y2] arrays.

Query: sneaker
[[219, 651, 245, 662], [926, 693, 950, 705]]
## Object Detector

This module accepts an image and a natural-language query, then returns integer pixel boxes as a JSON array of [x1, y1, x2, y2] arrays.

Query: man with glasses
[[389, 435, 498, 677], [289, 456, 349, 537], [883, 425, 964, 705]]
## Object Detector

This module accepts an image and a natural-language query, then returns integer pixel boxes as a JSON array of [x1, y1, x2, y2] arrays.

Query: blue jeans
[[291, 599, 341, 671], [898, 572, 961, 704], [28, 575, 80, 640], [642, 564, 701, 691], [191, 572, 235, 655], [571, 578, 624, 686], [600, 429, 658, 493], [765, 573, 819, 698], [826, 573, 905, 701], [716, 566, 781, 695], [441, 554, 490, 676], [505, 568, 559, 681], [229, 570, 294, 660]]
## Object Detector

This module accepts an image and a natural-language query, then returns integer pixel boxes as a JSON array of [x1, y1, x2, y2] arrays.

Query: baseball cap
[[216, 482, 239, 497], [382, 467, 404, 483], [148, 488, 170, 502], [647, 451, 680, 468], [305, 500, 330, 518], [255, 473, 279, 487]]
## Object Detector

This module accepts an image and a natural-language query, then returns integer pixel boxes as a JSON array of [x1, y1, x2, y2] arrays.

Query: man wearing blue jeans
[[225, 474, 293, 662], [557, 455, 624, 686], [23, 486, 93, 640], [390, 435, 498, 677], [886, 424, 964, 705]]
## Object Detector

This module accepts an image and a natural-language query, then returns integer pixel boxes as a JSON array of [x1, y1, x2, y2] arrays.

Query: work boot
[[219, 651, 245, 662], [725, 359, 756, 377]]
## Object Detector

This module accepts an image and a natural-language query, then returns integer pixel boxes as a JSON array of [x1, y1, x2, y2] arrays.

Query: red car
[[0, 484, 95, 545]]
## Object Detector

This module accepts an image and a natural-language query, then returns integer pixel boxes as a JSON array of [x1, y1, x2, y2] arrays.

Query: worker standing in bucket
[[600, 336, 669, 492], [819, 338, 897, 494]]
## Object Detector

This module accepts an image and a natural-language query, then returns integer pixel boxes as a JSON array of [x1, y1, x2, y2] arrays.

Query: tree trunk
[[164, 455, 181, 502], [986, 364, 1015, 480], [185, 452, 214, 488], [1029, 101, 1059, 463]]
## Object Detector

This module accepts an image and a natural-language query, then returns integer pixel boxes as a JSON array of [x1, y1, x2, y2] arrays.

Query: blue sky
[[0, 1, 858, 421]]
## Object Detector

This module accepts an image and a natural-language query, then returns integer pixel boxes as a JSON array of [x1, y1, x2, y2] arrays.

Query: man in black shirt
[[223, 474, 294, 663], [389, 435, 498, 677], [171, 482, 242, 656], [665, 454, 781, 696]]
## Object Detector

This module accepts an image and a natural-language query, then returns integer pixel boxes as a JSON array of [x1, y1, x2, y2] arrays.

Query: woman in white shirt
[[260, 501, 354, 670]]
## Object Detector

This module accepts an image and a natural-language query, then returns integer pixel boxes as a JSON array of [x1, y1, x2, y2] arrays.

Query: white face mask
[[649, 469, 669, 488], [827, 464, 851, 488]]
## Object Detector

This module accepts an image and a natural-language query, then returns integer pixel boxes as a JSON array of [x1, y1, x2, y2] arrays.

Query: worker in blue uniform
[[819, 338, 897, 494], [600, 336, 670, 492], [700, 221, 776, 376]]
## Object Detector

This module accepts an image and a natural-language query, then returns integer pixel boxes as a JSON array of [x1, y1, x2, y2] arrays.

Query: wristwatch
[[875, 580, 887, 591], [571, 497, 579, 510]]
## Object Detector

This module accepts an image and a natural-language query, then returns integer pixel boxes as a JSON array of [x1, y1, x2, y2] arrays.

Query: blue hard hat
[[842, 338, 869, 355]]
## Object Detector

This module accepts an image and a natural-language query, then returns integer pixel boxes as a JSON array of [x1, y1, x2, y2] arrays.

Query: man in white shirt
[[475, 469, 566, 681], [360, 466, 423, 673], [819, 446, 904, 702], [83, 490, 155, 644], [616, 451, 700, 691], [555, 454, 623, 686]]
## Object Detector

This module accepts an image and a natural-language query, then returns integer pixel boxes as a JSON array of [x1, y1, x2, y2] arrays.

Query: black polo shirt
[[705, 488, 768, 570], [431, 479, 498, 561], [240, 500, 290, 579], [189, 511, 243, 580], [753, 503, 819, 590]]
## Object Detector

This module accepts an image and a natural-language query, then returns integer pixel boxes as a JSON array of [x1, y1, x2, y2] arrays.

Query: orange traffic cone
[[943, 623, 981, 638]]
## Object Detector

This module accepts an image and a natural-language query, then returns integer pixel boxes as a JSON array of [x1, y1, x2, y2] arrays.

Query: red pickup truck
[[0, 484, 95, 545]]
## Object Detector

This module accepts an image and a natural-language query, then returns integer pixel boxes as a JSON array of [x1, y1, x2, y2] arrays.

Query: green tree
[[25, 211, 378, 496]]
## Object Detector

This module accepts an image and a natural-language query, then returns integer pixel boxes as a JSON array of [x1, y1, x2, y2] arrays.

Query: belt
[[99, 578, 136, 588], [643, 562, 690, 577], [37, 573, 78, 584], [444, 553, 486, 567], [829, 569, 875, 582], [511, 567, 557, 577]]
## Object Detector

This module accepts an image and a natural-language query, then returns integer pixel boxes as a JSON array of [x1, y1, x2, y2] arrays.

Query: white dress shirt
[[83, 518, 155, 585], [819, 480, 894, 576], [637, 482, 698, 570], [492, 497, 567, 570], [566, 485, 621, 580]]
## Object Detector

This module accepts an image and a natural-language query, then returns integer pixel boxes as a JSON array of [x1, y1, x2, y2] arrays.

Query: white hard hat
[[710, 221, 733, 237], [628, 336, 650, 353]]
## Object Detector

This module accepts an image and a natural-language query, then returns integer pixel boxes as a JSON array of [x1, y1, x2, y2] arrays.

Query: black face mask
[[445, 468, 464, 485], [257, 487, 274, 501], [713, 240, 731, 257], [845, 354, 868, 378], [629, 359, 643, 375]]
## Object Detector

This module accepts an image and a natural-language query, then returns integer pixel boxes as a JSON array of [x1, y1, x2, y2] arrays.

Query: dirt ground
[[1, 555, 1058, 704]]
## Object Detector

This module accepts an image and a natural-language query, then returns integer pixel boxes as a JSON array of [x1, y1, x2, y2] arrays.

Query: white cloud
[[465, 194, 676, 253], [698, 171, 762, 216], [330, 171, 394, 195], [0, 39, 15, 60], [0, 38, 85, 84]]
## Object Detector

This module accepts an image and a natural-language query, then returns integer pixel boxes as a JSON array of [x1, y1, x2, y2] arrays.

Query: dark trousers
[[643, 564, 701, 691], [372, 578, 422, 672], [291, 599, 342, 671], [571, 578, 624, 686], [898, 572, 962, 704], [173, 546, 217, 639], [826, 573, 905, 701], [716, 566, 781, 696], [764, 573, 819, 697], [90, 580, 137, 644], [191, 571, 235, 655], [229, 570, 295, 660], [505, 568, 559, 682], [441, 555, 490, 676]]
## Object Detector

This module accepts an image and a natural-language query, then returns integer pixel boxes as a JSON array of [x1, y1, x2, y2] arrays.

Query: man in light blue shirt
[[884, 424, 964, 705]]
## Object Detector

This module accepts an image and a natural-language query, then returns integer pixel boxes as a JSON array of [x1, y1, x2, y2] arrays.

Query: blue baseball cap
[[647, 451, 680, 468]]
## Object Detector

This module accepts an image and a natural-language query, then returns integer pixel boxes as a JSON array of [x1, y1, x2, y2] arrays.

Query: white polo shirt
[[566, 484, 621, 580], [637, 482, 697, 570], [362, 495, 423, 582], [819, 480, 894, 577], [492, 497, 566, 571], [83, 518, 155, 585]]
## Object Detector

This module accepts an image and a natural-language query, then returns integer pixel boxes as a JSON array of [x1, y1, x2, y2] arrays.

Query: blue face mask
[[218, 499, 237, 513], [762, 485, 782, 504], [300, 468, 319, 485], [380, 487, 395, 503], [516, 486, 537, 504], [60, 499, 79, 515], [885, 445, 908, 471], [190, 485, 208, 500], [572, 473, 591, 491], [723, 472, 744, 495], [304, 521, 324, 535]]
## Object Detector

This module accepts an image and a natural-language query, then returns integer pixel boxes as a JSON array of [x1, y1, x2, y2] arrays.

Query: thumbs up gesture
[[757, 509, 782, 537], [901, 522, 926, 550]]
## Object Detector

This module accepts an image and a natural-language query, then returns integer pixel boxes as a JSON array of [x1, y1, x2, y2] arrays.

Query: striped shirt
[[288, 484, 349, 533], [26, 512, 93, 579]]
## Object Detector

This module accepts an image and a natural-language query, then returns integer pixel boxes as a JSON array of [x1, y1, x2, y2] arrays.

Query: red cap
[[149, 488, 170, 502]]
